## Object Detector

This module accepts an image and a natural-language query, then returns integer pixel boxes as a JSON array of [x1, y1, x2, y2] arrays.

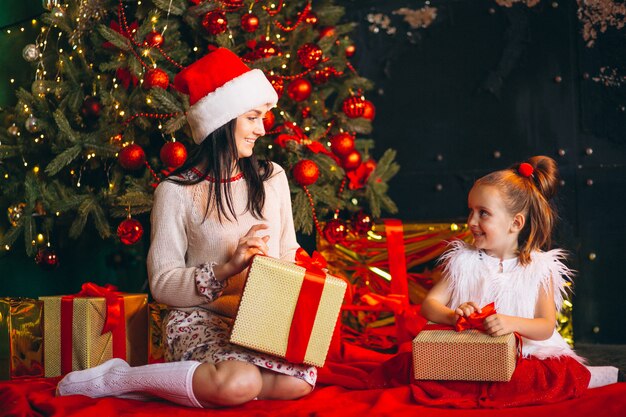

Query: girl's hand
[[454, 302, 481, 318], [223, 224, 270, 278], [483, 314, 515, 337]]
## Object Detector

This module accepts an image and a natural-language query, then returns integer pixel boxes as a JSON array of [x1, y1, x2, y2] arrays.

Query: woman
[[57, 48, 314, 407]]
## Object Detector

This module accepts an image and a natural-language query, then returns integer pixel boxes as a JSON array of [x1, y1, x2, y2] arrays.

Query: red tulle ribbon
[[60, 283, 127, 374], [285, 250, 328, 363]]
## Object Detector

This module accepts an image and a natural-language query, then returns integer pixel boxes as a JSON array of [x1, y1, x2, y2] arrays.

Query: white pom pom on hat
[[173, 47, 278, 144]]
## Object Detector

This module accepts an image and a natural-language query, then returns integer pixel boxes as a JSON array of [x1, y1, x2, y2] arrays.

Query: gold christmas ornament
[[7, 203, 27, 226], [25, 115, 40, 133], [22, 44, 40, 62]]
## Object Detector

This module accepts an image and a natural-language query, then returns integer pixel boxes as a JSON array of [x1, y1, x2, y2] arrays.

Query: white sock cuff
[[185, 361, 203, 408]]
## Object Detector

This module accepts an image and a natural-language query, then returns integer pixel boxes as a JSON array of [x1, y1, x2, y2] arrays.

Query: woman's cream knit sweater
[[147, 162, 299, 319]]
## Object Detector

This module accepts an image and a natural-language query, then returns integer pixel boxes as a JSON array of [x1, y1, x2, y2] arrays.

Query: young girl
[[418, 156, 621, 408], [56, 48, 313, 407]]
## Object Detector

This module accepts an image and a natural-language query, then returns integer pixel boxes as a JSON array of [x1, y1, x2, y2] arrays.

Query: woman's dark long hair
[[167, 118, 273, 222]]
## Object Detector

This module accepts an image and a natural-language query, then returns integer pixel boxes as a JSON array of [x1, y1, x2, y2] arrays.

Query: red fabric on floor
[[2, 342, 625, 417], [2, 377, 626, 417]]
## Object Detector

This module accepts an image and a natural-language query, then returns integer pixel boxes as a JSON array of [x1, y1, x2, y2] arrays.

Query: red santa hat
[[174, 48, 278, 144]]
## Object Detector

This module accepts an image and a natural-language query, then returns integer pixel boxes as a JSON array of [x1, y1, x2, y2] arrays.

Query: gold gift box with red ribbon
[[412, 304, 518, 382], [40, 283, 148, 377], [0, 298, 44, 380], [230, 250, 347, 367]]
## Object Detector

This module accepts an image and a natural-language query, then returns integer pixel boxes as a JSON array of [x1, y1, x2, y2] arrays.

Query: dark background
[[1, 0, 624, 344]]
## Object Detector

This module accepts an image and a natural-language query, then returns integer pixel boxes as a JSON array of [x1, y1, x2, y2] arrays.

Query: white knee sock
[[56, 358, 203, 407], [586, 365, 619, 389]]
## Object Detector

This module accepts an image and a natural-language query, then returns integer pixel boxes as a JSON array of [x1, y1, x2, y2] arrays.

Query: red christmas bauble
[[241, 13, 259, 32], [362, 100, 376, 120], [342, 96, 366, 118], [352, 211, 373, 235], [297, 43, 323, 69], [143, 68, 169, 89], [345, 44, 356, 57], [323, 218, 348, 244], [318, 26, 336, 39], [263, 110, 275, 131], [301, 106, 311, 118], [256, 40, 281, 58], [330, 132, 355, 157], [145, 31, 164, 47], [160, 141, 188, 168], [363, 158, 377, 173], [202, 11, 228, 35], [35, 247, 59, 270], [304, 11, 318, 25], [311, 67, 336, 85], [267, 75, 284, 97], [118, 144, 146, 170], [342, 150, 362, 171], [287, 78, 312, 102], [81, 96, 101, 119], [117, 218, 144, 245], [292, 159, 320, 186]]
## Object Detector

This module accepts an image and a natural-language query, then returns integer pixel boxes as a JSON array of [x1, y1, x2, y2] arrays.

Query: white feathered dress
[[440, 240, 584, 362]]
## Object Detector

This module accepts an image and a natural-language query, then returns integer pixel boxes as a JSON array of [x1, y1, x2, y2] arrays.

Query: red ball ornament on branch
[[35, 247, 59, 270], [118, 144, 146, 170], [352, 211, 373, 235], [81, 96, 101, 119], [342, 96, 366, 118], [145, 31, 164, 47], [362, 100, 376, 120], [318, 26, 336, 39], [345, 44, 356, 57], [311, 67, 336, 85], [202, 10, 228, 35], [323, 218, 348, 244], [304, 11, 318, 26], [267, 75, 284, 97], [241, 13, 259, 32], [342, 150, 362, 171], [143, 68, 169, 89], [292, 159, 320, 186], [297, 43, 323, 69], [160, 141, 188, 168], [263, 110, 276, 131], [287, 78, 312, 102], [117, 217, 144, 245], [330, 132, 355, 157]]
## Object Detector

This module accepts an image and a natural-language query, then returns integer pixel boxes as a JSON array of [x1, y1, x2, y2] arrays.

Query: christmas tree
[[0, 0, 398, 264]]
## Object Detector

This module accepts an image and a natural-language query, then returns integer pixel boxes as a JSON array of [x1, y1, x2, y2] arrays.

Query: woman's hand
[[454, 301, 481, 319], [214, 224, 270, 281]]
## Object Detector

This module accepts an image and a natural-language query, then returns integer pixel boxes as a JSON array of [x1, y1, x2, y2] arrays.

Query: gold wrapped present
[[0, 298, 44, 380], [148, 302, 168, 364], [40, 283, 148, 377], [230, 251, 347, 367], [412, 324, 518, 382]]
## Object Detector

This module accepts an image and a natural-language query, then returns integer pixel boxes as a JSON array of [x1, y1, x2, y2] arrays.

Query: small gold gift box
[[412, 327, 517, 382], [40, 291, 148, 377], [0, 298, 44, 380], [230, 255, 346, 367]]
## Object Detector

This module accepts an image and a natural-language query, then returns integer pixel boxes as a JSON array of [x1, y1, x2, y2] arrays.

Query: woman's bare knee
[[192, 361, 262, 406], [260, 372, 313, 400]]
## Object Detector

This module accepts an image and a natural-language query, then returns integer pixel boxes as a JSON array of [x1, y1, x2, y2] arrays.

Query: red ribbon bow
[[295, 247, 327, 276], [454, 302, 497, 332]]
